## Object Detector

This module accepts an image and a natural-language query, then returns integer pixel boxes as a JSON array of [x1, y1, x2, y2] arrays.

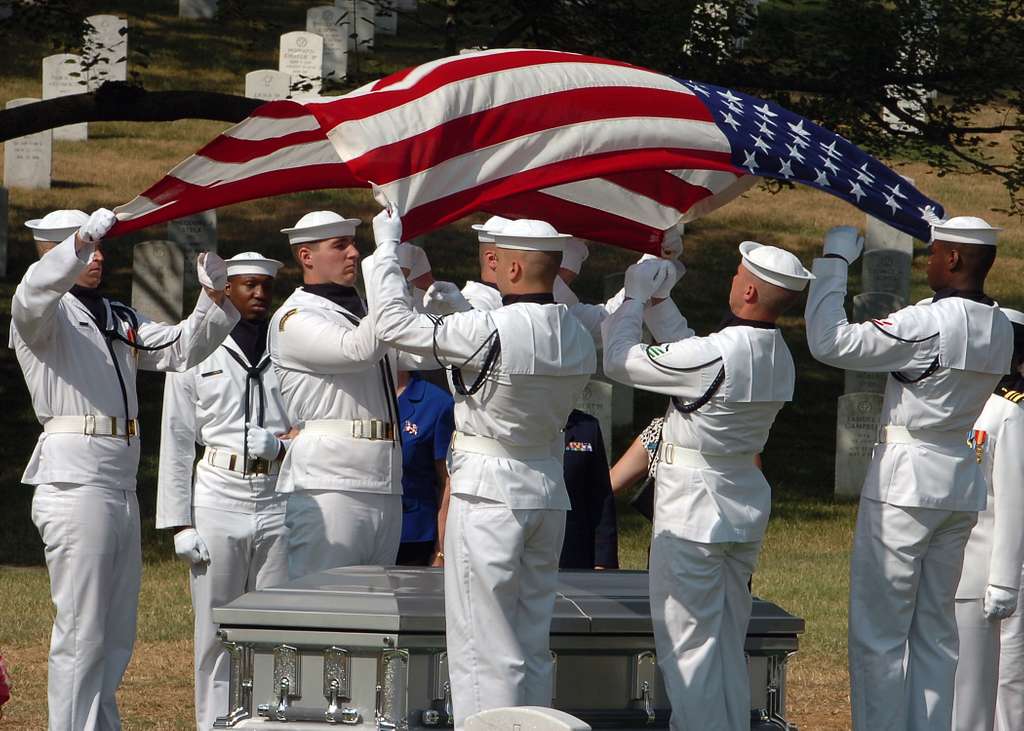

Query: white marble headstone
[[132, 240, 185, 324], [835, 392, 884, 498], [42, 54, 88, 141], [244, 69, 291, 101], [84, 14, 128, 91], [168, 210, 217, 289], [279, 31, 324, 96], [3, 99, 52, 190], [375, 1, 398, 35], [179, 0, 218, 19], [307, 6, 349, 82], [346, 0, 375, 51]]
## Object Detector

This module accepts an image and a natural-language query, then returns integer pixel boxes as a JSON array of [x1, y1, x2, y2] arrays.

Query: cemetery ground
[[3, 2, 1024, 729]]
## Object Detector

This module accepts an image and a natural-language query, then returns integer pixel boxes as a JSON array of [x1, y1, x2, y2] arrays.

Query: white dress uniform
[[997, 565, 1024, 730], [952, 381, 1024, 731], [603, 241, 811, 731], [368, 218, 596, 729], [156, 253, 291, 731], [11, 231, 238, 731], [805, 219, 1013, 731]]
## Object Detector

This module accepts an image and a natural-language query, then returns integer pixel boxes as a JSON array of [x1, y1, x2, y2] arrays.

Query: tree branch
[[0, 83, 263, 142]]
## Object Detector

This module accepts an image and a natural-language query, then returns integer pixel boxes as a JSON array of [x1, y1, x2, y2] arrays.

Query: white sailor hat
[[491, 219, 572, 252], [1002, 307, 1024, 328], [470, 215, 513, 244], [281, 211, 361, 245], [930, 216, 1001, 247], [25, 209, 89, 242], [226, 251, 283, 278], [739, 241, 815, 292]]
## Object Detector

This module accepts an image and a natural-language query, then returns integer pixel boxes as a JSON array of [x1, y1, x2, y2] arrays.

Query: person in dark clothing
[[560, 409, 618, 569]]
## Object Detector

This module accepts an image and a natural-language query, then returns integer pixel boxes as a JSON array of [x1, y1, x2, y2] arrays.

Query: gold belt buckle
[[251, 457, 270, 475], [127, 419, 137, 437]]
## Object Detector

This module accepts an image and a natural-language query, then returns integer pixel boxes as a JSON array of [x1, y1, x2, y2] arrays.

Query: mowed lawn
[[0, 500, 857, 730], [2, 2, 1022, 730]]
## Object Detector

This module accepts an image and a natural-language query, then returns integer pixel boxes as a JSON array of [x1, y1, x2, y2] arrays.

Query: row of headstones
[[834, 215, 913, 498], [251, 1, 416, 101], [2, 15, 128, 189]]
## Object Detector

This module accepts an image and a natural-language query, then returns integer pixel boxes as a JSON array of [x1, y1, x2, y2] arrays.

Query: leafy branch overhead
[[1, 0, 1022, 214]]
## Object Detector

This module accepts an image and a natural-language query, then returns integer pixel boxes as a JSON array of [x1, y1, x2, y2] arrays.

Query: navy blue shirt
[[398, 374, 456, 544], [561, 410, 619, 569]]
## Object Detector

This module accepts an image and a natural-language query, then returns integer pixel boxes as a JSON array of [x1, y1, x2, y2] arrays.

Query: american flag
[[112, 49, 943, 251]]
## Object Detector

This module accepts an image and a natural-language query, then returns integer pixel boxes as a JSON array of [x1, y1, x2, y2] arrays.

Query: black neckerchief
[[304, 283, 366, 318], [502, 292, 555, 306], [716, 312, 778, 331], [481, 281, 499, 290], [230, 318, 269, 366], [70, 284, 107, 325], [932, 288, 996, 306]]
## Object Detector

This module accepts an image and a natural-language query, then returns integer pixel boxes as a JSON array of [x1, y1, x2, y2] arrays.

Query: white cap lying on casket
[[491, 219, 572, 252], [25, 209, 89, 242], [281, 211, 361, 245], [930, 216, 1001, 246], [739, 241, 815, 292], [471, 215, 513, 244], [226, 251, 283, 278]]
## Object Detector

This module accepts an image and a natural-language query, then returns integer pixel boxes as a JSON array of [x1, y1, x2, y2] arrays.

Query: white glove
[[78, 208, 117, 244], [624, 259, 673, 303], [823, 225, 864, 264], [197, 252, 227, 291], [638, 254, 686, 299], [984, 585, 1018, 620], [397, 243, 431, 280], [173, 528, 210, 565], [661, 226, 684, 260], [372, 207, 402, 247], [560, 239, 590, 275], [423, 281, 472, 314], [246, 424, 283, 461]]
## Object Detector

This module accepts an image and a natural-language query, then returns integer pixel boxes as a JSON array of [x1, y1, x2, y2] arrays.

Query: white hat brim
[[491, 232, 572, 252], [739, 241, 815, 292], [929, 228, 1001, 246], [281, 218, 361, 244], [25, 219, 81, 242], [227, 258, 283, 278]]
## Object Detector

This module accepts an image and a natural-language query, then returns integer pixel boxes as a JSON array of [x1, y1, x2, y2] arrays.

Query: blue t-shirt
[[398, 374, 456, 543]]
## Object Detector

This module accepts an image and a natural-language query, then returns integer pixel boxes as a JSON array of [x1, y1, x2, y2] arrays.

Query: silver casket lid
[[214, 567, 804, 636]]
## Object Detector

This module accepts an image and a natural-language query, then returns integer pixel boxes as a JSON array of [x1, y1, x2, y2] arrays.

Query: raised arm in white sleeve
[[805, 257, 939, 372], [156, 370, 199, 529], [602, 298, 720, 399], [371, 240, 499, 364], [273, 305, 388, 374], [135, 289, 240, 373], [989, 410, 1024, 591], [11, 234, 90, 347]]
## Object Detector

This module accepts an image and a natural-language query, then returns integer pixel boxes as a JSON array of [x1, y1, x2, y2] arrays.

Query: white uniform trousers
[[953, 599, 1001, 731], [190, 505, 289, 731], [31, 483, 142, 731], [648, 531, 761, 731], [444, 495, 566, 730], [996, 577, 1024, 731], [285, 490, 402, 578], [849, 496, 977, 731]]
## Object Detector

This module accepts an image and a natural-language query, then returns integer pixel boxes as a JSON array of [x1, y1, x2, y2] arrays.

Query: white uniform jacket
[[369, 241, 597, 510], [956, 388, 1024, 599], [603, 299, 793, 543], [156, 337, 292, 528], [806, 258, 1013, 511], [10, 235, 239, 491], [267, 286, 404, 494]]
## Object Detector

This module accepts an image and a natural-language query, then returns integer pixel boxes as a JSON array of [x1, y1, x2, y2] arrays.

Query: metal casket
[[212, 567, 803, 730]]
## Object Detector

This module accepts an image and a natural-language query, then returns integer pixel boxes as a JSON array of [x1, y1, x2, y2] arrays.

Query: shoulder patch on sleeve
[[868, 306, 940, 344], [278, 308, 299, 332], [645, 341, 722, 372], [998, 387, 1024, 404]]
